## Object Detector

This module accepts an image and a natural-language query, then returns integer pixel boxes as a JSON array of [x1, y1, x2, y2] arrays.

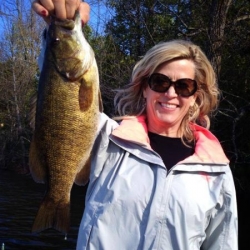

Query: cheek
[[183, 95, 196, 110], [143, 87, 159, 101], [190, 94, 197, 106], [143, 89, 157, 113]]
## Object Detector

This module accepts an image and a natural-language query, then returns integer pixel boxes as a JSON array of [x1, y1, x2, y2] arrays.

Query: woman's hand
[[32, 0, 90, 24]]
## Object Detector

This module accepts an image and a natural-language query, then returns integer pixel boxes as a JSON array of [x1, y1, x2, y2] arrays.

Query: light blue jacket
[[76, 113, 238, 250]]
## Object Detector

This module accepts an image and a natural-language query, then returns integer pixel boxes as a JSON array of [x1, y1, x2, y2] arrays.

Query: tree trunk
[[208, 0, 232, 78]]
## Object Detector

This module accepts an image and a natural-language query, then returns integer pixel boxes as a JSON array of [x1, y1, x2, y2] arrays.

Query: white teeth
[[161, 103, 176, 108]]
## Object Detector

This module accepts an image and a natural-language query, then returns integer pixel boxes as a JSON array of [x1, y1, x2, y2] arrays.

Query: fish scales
[[29, 12, 101, 233]]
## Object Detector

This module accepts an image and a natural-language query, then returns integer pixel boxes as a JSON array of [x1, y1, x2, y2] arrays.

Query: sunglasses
[[148, 73, 198, 97]]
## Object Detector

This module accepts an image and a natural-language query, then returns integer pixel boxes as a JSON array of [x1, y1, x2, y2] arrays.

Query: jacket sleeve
[[89, 112, 119, 180], [201, 167, 238, 250]]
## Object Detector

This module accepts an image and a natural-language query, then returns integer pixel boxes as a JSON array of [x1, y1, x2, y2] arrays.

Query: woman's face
[[143, 59, 197, 137]]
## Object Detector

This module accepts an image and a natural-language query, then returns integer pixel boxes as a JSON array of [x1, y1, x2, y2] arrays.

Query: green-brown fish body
[[29, 13, 101, 233]]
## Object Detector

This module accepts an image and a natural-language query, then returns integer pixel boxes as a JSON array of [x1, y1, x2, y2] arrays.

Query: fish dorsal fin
[[98, 90, 103, 112]]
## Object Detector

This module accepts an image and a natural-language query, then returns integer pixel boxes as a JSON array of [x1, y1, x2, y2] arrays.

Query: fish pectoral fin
[[74, 156, 91, 186], [79, 79, 93, 112], [29, 137, 47, 183]]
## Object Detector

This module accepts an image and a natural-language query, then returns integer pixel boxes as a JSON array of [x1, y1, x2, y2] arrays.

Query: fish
[[29, 12, 102, 234]]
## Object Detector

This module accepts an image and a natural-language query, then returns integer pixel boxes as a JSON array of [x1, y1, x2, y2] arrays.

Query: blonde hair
[[114, 39, 220, 142]]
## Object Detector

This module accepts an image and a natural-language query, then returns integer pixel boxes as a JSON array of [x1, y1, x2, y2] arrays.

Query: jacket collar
[[111, 115, 229, 164], [111, 115, 149, 147]]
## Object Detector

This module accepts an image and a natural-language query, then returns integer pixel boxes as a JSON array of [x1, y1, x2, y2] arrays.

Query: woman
[[33, 1, 238, 249]]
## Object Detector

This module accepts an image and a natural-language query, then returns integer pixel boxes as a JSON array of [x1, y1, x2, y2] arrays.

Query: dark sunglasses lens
[[175, 79, 197, 97], [148, 74, 171, 93], [148, 74, 197, 97]]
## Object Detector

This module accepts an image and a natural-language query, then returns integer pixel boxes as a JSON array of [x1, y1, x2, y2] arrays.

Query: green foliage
[[101, 0, 250, 194], [106, 0, 177, 58], [0, 1, 249, 193], [0, 4, 42, 171]]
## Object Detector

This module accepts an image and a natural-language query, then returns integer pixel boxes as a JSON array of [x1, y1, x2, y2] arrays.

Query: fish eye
[[52, 37, 60, 45]]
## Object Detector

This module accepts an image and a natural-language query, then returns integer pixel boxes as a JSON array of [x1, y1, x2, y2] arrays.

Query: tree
[[0, 0, 44, 171], [102, 2, 250, 247], [106, 0, 176, 58]]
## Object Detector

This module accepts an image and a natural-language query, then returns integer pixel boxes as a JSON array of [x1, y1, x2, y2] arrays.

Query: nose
[[164, 84, 178, 97]]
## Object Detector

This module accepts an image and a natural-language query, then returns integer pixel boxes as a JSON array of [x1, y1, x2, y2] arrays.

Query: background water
[[1, 168, 249, 249], [0, 170, 87, 250]]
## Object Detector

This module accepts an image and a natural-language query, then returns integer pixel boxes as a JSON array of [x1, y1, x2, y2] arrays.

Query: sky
[[88, 1, 111, 34], [0, 0, 111, 36]]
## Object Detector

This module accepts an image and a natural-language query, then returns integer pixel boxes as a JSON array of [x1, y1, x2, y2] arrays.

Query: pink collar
[[112, 115, 150, 147], [111, 115, 229, 164]]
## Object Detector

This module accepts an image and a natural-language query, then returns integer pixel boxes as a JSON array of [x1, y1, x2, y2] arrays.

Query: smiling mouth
[[160, 102, 178, 109]]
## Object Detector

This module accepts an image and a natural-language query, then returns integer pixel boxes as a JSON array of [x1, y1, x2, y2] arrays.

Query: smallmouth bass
[[29, 12, 102, 233]]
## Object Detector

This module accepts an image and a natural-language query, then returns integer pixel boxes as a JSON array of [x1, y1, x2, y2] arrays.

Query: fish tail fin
[[32, 197, 70, 234]]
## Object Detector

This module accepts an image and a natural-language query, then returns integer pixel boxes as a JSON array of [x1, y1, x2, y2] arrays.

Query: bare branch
[[233, 14, 250, 24], [0, 10, 12, 17]]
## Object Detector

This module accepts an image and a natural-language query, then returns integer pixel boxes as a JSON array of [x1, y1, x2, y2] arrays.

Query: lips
[[160, 102, 179, 109]]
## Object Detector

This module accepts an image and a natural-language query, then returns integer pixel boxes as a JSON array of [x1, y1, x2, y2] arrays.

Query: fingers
[[51, 0, 67, 19], [32, 0, 90, 23], [39, 0, 55, 13], [79, 2, 90, 25], [32, 0, 51, 23], [65, 0, 81, 20]]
